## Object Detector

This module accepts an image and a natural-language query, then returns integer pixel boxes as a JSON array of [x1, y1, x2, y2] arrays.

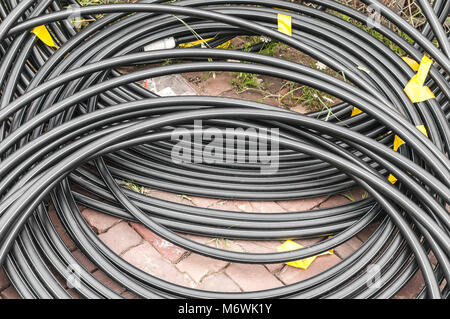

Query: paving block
[[122, 242, 192, 287], [121, 290, 140, 299], [98, 222, 142, 255], [0, 267, 10, 291], [249, 201, 285, 213], [72, 249, 98, 273], [208, 200, 242, 212], [319, 195, 350, 209], [48, 208, 77, 251], [357, 221, 381, 242], [276, 196, 329, 212], [277, 254, 341, 285], [234, 200, 254, 212], [0, 286, 20, 299], [225, 264, 284, 291], [67, 289, 82, 299], [394, 270, 424, 299], [235, 240, 285, 273], [92, 270, 126, 295], [189, 196, 221, 208], [81, 208, 122, 234], [131, 223, 187, 263], [176, 253, 229, 283], [198, 272, 241, 293], [148, 189, 195, 206], [334, 237, 363, 259]]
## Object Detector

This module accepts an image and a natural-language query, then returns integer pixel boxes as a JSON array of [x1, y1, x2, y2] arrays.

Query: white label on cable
[[144, 37, 176, 51]]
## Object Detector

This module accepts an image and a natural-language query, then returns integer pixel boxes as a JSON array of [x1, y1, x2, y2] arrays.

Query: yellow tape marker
[[393, 135, 405, 152], [277, 240, 333, 270], [388, 174, 398, 184], [402, 57, 420, 72], [278, 14, 292, 36], [351, 107, 363, 117], [393, 125, 428, 152], [179, 38, 231, 49], [31, 25, 59, 49], [404, 56, 435, 103], [416, 124, 428, 137], [389, 125, 427, 185], [179, 38, 214, 48]]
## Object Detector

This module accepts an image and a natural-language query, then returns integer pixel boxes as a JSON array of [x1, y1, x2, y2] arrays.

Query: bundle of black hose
[[0, 0, 448, 300]]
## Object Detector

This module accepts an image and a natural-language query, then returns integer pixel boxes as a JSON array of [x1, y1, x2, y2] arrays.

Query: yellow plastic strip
[[389, 125, 427, 185], [278, 14, 292, 36], [402, 57, 420, 71], [351, 107, 363, 117], [416, 124, 428, 137], [393, 135, 405, 152], [277, 240, 333, 270], [31, 25, 59, 49], [404, 56, 435, 103], [216, 40, 231, 49], [179, 38, 231, 49], [179, 38, 214, 48], [388, 174, 398, 184]]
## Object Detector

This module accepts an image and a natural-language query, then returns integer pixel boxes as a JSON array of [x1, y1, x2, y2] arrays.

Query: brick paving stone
[[189, 196, 221, 208], [0, 286, 20, 299], [334, 237, 364, 259], [67, 289, 82, 299], [394, 270, 424, 299], [121, 290, 140, 299], [249, 201, 285, 213], [357, 221, 381, 242], [48, 208, 77, 251], [235, 240, 285, 273], [131, 223, 187, 263], [122, 242, 192, 287], [92, 270, 126, 295], [148, 189, 195, 206], [72, 249, 98, 273], [208, 200, 241, 212], [319, 188, 367, 209], [81, 208, 121, 234], [0, 267, 10, 291], [198, 272, 241, 293], [98, 222, 142, 255], [277, 254, 342, 285], [319, 195, 351, 209], [225, 264, 284, 291], [234, 200, 254, 212], [176, 253, 229, 283], [183, 234, 244, 252], [277, 196, 329, 212]]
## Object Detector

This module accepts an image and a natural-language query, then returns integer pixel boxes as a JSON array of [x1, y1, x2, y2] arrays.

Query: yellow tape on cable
[[278, 14, 292, 36], [179, 38, 231, 49], [402, 57, 420, 72], [388, 125, 428, 184], [277, 240, 333, 270], [404, 56, 435, 103], [351, 107, 363, 117], [31, 25, 59, 49]]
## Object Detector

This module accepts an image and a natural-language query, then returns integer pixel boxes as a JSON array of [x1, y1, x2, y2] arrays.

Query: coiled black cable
[[0, 0, 448, 299]]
